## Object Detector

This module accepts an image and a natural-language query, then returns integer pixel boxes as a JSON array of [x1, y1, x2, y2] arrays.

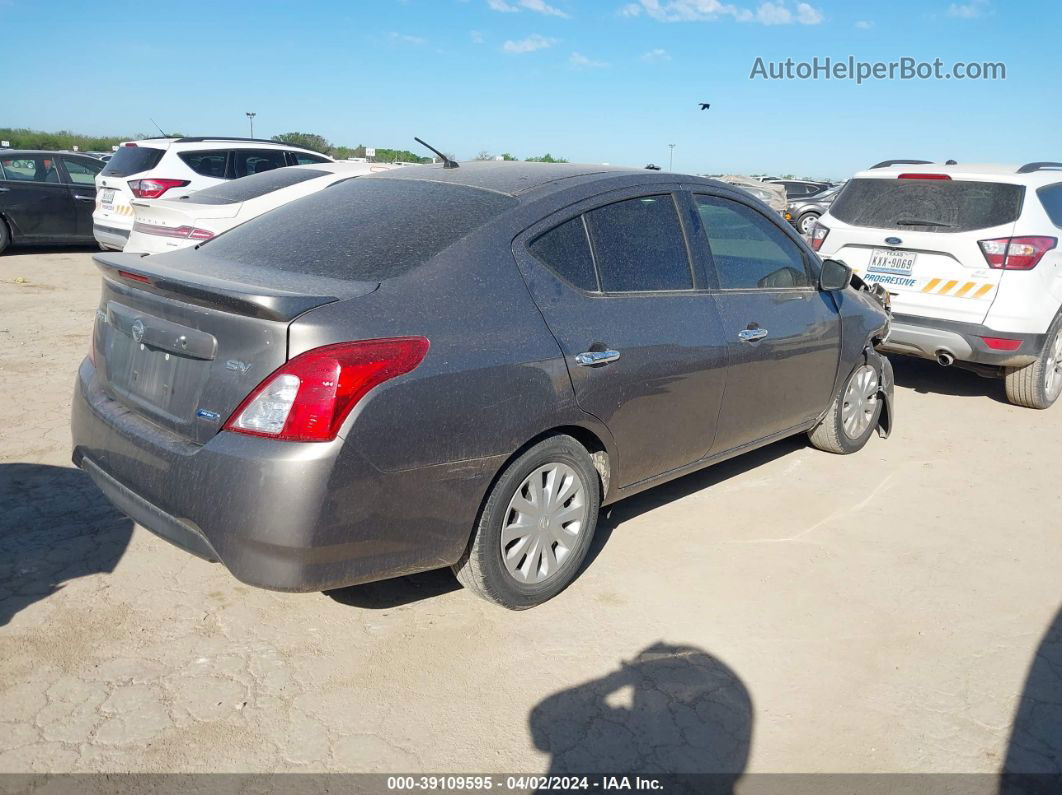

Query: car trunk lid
[[91, 252, 378, 444]]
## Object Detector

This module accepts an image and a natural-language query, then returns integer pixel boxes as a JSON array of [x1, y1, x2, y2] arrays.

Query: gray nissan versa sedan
[[71, 162, 894, 609]]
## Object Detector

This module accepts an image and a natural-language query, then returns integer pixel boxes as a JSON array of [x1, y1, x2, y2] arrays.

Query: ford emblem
[[885, 236, 902, 246], [131, 319, 145, 344]]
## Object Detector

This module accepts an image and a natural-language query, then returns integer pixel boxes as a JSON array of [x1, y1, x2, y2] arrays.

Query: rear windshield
[[198, 178, 518, 281], [187, 168, 329, 205], [830, 177, 1025, 232], [101, 145, 165, 177]]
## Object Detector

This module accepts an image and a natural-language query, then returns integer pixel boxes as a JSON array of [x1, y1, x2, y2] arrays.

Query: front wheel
[[1004, 313, 1062, 409], [0, 219, 10, 255], [453, 435, 601, 610], [809, 363, 882, 454]]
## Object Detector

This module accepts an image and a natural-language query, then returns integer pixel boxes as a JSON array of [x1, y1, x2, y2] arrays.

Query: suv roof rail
[[870, 159, 933, 169], [1017, 161, 1062, 174], [172, 136, 301, 146]]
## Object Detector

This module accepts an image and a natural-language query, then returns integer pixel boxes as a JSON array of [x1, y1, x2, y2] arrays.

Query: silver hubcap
[[799, 214, 818, 235], [1045, 328, 1062, 400], [501, 463, 588, 585], [841, 365, 879, 439]]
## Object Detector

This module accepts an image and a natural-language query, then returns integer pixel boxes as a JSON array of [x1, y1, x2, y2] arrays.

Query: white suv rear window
[[831, 178, 1024, 233], [100, 146, 165, 177]]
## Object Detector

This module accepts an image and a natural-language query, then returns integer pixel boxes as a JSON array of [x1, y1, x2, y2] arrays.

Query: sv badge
[[225, 360, 252, 375]]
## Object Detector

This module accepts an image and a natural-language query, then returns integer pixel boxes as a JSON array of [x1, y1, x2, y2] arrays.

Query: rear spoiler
[[94, 253, 377, 322]]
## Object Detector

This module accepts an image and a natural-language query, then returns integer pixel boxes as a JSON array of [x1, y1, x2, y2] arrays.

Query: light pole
[[245, 112, 256, 138], [668, 143, 675, 171]]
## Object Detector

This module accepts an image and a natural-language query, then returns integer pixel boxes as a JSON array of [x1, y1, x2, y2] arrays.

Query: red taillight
[[117, 269, 151, 283], [124, 142, 137, 147], [132, 221, 215, 241], [128, 178, 190, 199], [224, 338, 430, 442], [978, 236, 1057, 270], [897, 173, 951, 180], [981, 336, 1023, 351], [809, 222, 829, 252]]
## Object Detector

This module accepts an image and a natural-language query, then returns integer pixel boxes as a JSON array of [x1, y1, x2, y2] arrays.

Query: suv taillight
[[128, 178, 190, 199], [809, 222, 830, 252], [224, 338, 430, 442], [978, 236, 1057, 270]]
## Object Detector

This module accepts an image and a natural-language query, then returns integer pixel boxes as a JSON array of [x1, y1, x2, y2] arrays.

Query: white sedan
[[124, 161, 401, 255]]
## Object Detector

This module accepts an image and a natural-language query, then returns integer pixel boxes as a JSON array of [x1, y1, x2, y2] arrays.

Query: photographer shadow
[[529, 642, 752, 793]]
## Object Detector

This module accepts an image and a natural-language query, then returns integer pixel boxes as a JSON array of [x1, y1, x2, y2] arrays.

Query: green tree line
[[1, 127, 568, 165]]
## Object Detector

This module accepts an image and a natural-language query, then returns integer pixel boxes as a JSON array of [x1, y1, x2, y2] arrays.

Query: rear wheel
[[0, 218, 10, 255], [453, 435, 600, 610], [809, 363, 882, 454], [797, 211, 820, 236], [1004, 313, 1062, 409]]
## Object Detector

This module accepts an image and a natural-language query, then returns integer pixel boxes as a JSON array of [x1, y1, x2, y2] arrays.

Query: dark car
[[71, 162, 894, 609], [786, 185, 841, 235], [0, 150, 103, 254], [765, 179, 833, 199]]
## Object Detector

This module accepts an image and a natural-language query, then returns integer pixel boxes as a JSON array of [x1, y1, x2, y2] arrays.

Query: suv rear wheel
[[797, 211, 820, 236], [1004, 312, 1062, 409], [453, 435, 600, 609]]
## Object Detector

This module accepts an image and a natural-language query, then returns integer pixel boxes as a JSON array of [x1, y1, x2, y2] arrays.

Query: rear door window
[[290, 151, 331, 165], [830, 177, 1025, 232], [101, 146, 165, 177], [529, 217, 598, 291], [178, 150, 229, 179], [584, 195, 693, 292], [233, 149, 289, 178], [696, 195, 811, 289]]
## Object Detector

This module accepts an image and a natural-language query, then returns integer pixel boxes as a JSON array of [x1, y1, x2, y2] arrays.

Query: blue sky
[[2, 0, 1057, 178]]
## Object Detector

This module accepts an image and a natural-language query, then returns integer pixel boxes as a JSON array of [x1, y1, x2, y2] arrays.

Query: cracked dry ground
[[1, 249, 1060, 775]]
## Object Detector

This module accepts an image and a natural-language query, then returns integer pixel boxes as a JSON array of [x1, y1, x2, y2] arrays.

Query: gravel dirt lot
[[1, 248, 1059, 777]]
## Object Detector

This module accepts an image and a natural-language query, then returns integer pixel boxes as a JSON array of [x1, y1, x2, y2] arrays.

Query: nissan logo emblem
[[131, 319, 145, 344]]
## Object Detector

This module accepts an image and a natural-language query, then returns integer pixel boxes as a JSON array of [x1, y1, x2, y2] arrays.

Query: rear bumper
[[71, 360, 498, 592], [880, 313, 1045, 367], [93, 224, 130, 250]]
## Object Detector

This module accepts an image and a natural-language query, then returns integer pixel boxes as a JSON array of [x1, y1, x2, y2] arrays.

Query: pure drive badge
[[196, 409, 221, 422]]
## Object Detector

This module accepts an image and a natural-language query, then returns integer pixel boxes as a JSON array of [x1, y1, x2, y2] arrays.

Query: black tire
[[1004, 311, 1062, 410], [808, 362, 883, 454], [0, 217, 10, 255], [453, 435, 601, 610], [796, 211, 820, 236]]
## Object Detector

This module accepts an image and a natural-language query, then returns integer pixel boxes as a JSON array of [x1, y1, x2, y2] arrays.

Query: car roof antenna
[[149, 118, 170, 137], [414, 137, 459, 169]]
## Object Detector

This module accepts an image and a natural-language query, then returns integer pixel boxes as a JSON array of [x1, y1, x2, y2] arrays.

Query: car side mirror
[[819, 258, 853, 292]]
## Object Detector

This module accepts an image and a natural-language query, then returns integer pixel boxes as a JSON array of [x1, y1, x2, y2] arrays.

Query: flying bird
[[699, 103, 711, 110]]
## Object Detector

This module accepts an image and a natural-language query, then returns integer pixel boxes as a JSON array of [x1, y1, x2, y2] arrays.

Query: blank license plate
[[99, 189, 115, 208], [868, 248, 917, 275]]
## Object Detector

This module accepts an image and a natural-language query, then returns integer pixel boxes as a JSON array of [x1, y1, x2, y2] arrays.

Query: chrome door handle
[[0, 187, 9, 192], [74, 195, 95, 201], [737, 328, 769, 342], [575, 350, 621, 366]]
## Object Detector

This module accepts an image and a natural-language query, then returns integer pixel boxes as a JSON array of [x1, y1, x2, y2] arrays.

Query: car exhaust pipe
[[935, 350, 955, 367]]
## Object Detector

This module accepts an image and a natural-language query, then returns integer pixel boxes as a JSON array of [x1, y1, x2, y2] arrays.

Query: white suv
[[93, 137, 332, 250], [813, 161, 1062, 409]]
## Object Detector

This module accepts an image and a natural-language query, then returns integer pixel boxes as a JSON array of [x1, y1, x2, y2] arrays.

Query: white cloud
[[470, 30, 485, 43], [569, 51, 609, 67], [488, 0, 569, 16], [640, 47, 672, 62], [389, 31, 426, 44], [855, 19, 873, 29], [620, 0, 822, 25], [502, 33, 557, 53], [947, 0, 989, 18]]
